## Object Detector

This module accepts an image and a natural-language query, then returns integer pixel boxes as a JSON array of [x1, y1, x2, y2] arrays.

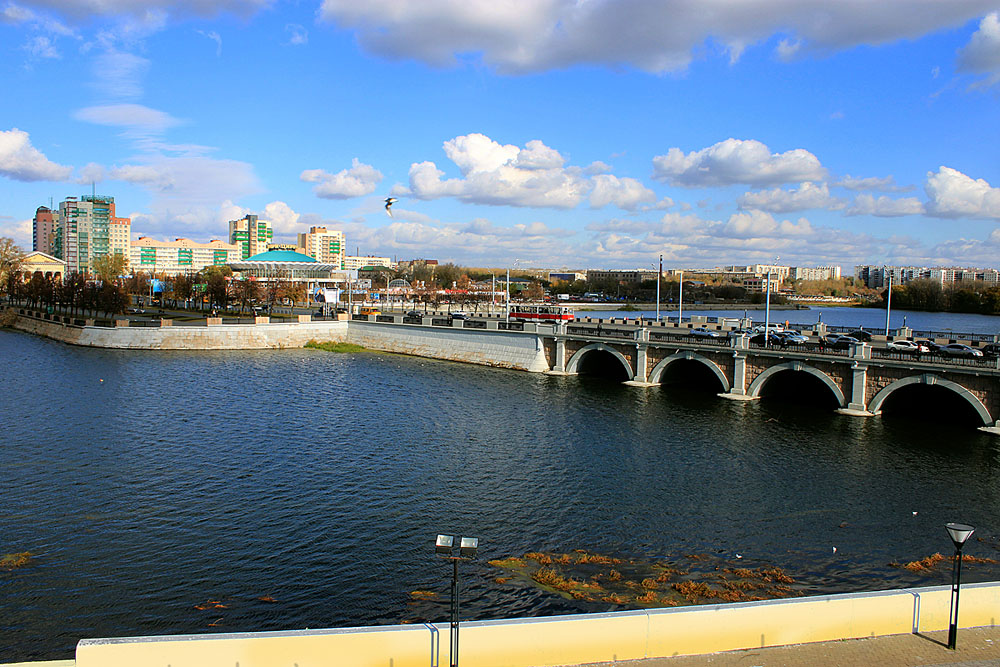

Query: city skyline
[[1, 2, 999, 270]]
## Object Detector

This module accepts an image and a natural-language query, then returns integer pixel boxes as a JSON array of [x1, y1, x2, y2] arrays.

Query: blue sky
[[2, 1, 999, 271]]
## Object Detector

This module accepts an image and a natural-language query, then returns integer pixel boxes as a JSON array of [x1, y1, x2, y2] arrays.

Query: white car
[[887, 340, 930, 354]]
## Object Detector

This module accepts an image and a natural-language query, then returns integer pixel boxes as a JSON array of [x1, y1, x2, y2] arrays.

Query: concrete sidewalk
[[579, 626, 1000, 667]]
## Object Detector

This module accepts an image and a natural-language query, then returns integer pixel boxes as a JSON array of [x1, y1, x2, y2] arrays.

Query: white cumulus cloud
[[301, 158, 383, 199], [924, 166, 1000, 219], [652, 138, 826, 188], [589, 174, 656, 210], [404, 133, 589, 208], [0, 128, 72, 181], [738, 182, 843, 213]]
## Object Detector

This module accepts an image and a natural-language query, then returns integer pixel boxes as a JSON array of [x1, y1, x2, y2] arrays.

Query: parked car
[[690, 327, 723, 338], [886, 340, 930, 354], [847, 330, 873, 342], [938, 343, 983, 358], [752, 323, 784, 334]]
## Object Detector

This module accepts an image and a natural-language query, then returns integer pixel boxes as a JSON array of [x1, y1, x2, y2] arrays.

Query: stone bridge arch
[[565, 343, 635, 380], [867, 374, 993, 427], [746, 361, 846, 407], [648, 350, 731, 392]]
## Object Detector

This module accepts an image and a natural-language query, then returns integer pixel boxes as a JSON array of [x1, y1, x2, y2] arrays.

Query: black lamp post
[[945, 522, 975, 650], [435, 534, 479, 667]]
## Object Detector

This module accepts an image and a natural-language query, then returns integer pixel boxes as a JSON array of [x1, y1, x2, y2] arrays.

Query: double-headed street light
[[435, 534, 479, 667], [945, 522, 975, 650]]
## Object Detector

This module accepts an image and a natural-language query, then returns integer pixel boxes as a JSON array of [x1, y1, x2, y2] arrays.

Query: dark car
[[914, 339, 942, 352], [405, 310, 423, 318], [847, 330, 873, 342], [981, 343, 1000, 359], [828, 335, 860, 350], [450, 311, 469, 320], [749, 332, 784, 346]]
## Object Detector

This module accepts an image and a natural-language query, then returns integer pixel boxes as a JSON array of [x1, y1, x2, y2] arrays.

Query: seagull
[[385, 197, 397, 217]]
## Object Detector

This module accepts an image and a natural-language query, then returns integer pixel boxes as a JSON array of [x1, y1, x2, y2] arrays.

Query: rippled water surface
[[4, 329, 1000, 660]]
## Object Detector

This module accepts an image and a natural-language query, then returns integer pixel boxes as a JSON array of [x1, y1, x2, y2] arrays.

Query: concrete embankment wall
[[7, 312, 348, 350], [74, 582, 1000, 667], [346, 320, 550, 372], [5, 311, 550, 371]]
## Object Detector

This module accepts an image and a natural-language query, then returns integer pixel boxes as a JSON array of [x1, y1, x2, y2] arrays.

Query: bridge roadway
[[367, 312, 1000, 434]]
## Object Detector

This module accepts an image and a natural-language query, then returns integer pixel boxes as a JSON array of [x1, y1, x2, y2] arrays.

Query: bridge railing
[[870, 347, 999, 368], [567, 325, 636, 340], [498, 321, 524, 331]]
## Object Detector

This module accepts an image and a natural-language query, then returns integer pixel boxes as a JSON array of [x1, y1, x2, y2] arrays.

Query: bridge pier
[[837, 344, 875, 417], [719, 335, 756, 401]]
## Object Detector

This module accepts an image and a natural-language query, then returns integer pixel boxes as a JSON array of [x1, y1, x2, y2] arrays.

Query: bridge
[[356, 312, 1000, 435]]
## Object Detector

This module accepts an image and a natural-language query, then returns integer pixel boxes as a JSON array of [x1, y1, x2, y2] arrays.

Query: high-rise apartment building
[[53, 195, 131, 274], [32, 206, 57, 255], [297, 226, 345, 268], [228, 214, 273, 260]]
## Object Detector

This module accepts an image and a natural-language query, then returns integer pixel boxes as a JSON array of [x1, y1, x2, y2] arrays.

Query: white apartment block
[[130, 237, 242, 275], [790, 266, 842, 281], [856, 265, 1000, 288], [343, 255, 393, 271], [298, 226, 346, 268]]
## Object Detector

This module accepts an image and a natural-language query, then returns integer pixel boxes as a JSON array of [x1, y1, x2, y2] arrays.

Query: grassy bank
[[304, 340, 366, 353]]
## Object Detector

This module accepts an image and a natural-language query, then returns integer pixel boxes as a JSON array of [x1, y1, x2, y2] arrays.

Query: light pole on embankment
[[435, 534, 478, 667], [946, 522, 975, 650]]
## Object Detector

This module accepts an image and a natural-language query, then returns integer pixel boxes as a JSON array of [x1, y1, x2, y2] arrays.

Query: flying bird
[[385, 197, 397, 217]]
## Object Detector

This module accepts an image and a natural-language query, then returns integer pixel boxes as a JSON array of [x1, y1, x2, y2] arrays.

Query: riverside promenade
[[582, 626, 1000, 667], [6, 627, 1000, 667]]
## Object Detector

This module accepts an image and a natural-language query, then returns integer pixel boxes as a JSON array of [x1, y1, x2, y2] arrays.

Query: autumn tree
[[0, 237, 25, 299]]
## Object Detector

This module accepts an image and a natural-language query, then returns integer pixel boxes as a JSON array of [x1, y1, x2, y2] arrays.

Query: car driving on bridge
[[887, 340, 930, 354], [689, 327, 724, 338], [939, 343, 984, 358]]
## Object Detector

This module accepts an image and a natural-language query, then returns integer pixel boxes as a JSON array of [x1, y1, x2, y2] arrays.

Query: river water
[[4, 314, 1000, 660]]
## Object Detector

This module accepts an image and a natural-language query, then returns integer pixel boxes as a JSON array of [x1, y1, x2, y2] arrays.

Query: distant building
[[548, 271, 586, 283], [790, 266, 841, 281], [586, 269, 660, 284], [297, 226, 345, 268], [130, 237, 241, 275], [344, 255, 393, 271], [32, 206, 56, 255], [856, 265, 1000, 289], [229, 214, 273, 260], [54, 195, 131, 274]]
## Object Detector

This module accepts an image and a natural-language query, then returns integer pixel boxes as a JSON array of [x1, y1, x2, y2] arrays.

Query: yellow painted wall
[[73, 582, 1000, 667]]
